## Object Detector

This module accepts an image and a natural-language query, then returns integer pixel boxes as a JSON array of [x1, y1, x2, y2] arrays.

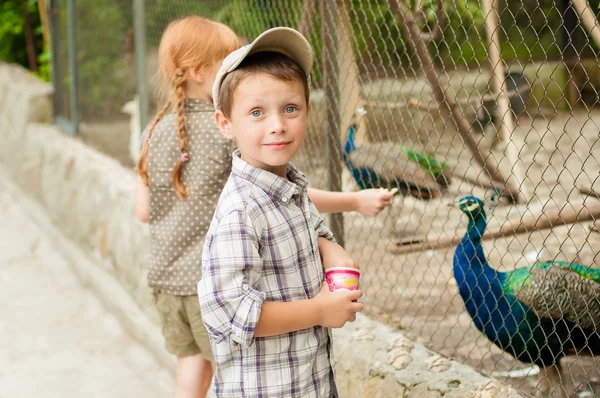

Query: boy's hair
[[137, 16, 240, 199], [218, 52, 310, 119]]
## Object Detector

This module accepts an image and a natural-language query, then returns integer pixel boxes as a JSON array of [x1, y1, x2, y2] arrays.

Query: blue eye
[[251, 110, 262, 117], [285, 106, 296, 113]]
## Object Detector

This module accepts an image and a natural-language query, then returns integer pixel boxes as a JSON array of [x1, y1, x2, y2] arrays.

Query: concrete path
[[0, 174, 173, 398]]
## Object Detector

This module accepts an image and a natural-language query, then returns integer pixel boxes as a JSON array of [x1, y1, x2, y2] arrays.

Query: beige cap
[[212, 27, 314, 110]]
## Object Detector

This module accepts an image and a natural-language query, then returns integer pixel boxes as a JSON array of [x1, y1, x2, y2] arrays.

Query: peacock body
[[452, 196, 600, 371], [343, 123, 452, 199]]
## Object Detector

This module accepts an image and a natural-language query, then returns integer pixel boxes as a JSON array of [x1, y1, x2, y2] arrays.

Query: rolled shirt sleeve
[[198, 210, 266, 348], [309, 202, 336, 243]]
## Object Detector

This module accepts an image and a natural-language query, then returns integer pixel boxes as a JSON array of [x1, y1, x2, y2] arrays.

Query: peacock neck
[[453, 204, 544, 358], [465, 211, 487, 243], [345, 125, 357, 153], [455, 211, 499, 278], [454, 210, 517, 338]]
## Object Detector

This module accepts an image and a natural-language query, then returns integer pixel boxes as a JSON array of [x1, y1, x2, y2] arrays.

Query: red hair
[[137, 16, 240, 199]]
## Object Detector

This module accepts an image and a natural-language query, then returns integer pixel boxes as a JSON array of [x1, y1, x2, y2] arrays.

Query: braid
[[172, 68, 190, 199], [137, 101, 172, 186]]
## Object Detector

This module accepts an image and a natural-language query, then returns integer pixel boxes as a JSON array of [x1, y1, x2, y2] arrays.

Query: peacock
[[343, 110, 452, 199], [451, 196, 600, 396]]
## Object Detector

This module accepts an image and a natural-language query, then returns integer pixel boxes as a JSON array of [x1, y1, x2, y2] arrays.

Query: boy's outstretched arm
[[134, 176, 150, 222], [307, 187, 395, 216]]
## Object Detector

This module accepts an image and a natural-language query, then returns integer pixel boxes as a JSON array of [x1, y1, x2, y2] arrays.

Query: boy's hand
[[353, 188, 396, 216], [313, 283, 363, 328], [318, 238, 359, 270]]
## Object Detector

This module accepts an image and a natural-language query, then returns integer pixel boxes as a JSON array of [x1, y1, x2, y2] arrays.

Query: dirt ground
[[80, 106, 600, 396]]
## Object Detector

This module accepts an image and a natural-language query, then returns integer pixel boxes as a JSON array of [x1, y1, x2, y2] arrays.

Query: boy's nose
[[268, 114, 286, 134]]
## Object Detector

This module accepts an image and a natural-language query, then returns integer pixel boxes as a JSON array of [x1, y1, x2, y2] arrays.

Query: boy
[[198, 27, 363, 397]]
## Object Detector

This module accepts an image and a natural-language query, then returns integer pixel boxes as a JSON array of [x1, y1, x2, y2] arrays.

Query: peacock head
[[449, 195, 486, 223], [345, 108, 367, 153]]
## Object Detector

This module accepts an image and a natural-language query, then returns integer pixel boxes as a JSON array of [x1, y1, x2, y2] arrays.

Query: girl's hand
[[318, 238, 359, 270], [313, 283, 363, 328], [353, 188, 396, 216]]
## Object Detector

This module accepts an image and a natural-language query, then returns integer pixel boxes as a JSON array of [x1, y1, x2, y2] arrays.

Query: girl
[[134, 16, 393, 398]]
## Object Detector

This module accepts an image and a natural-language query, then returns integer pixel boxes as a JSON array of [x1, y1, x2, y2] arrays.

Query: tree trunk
[[481, 0, 526, 200], [21, 0, 38, 72]]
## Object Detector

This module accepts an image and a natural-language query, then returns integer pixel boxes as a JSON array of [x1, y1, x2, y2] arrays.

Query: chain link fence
[[50, 0, 600, 395]]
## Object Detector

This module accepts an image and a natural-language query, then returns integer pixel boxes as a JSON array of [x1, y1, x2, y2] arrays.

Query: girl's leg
[[175, 353, 213, 398]]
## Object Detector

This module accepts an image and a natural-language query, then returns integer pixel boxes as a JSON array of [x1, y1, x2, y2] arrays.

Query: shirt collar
[[184, 98, 214, 112], [231, 150, 307, 203]]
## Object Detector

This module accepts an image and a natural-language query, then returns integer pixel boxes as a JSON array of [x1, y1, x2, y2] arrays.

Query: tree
[[0, 0, 48, 80]]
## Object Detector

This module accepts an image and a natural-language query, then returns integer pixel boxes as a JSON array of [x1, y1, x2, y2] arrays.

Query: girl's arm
[[307, 187, 395, 216], [134, 176, 150, 222]]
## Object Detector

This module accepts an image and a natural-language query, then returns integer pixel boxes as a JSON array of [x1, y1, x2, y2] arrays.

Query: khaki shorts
[[153, 293, 214, 361]]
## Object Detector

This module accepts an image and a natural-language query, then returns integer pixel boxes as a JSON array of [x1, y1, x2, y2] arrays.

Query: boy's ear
[[214, 110, 234, 140], [307, 102, 312, 116], [189, 68, 204, 84]]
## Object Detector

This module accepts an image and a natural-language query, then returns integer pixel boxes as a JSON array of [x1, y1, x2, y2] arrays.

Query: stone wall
[[0, 62, 522, 397]]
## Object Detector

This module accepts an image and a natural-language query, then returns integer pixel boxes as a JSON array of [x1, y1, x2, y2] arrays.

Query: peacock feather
[[343, 121, 452, 199], [394, 143, 449, 178], [451, 196, 600, 370]]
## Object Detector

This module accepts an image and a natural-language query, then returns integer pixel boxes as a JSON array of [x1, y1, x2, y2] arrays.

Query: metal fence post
[[134, 0, 149, 132], [49, 0, 61, 121], [320, 0, 344, 247], [66, 0, 79, 135], [49, 0, 78, 135]]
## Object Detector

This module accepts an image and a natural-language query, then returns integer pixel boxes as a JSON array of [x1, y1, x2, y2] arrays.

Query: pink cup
[[325, 267, 360, 300]]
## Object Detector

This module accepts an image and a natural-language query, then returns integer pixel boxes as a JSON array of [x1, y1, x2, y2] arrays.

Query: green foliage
[[145, 0, 220, 47], [33, 0, 600, 120], [0, 0, 49, 81], [213, 0, 316, 77], [72, 0, 134, 118], [214, 0, 302, 39], [37, 50, 51, 81]]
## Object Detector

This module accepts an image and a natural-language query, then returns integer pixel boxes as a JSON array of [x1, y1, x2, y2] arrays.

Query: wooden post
[[336, 0, 368, 146], [571, 0, 600, 50], [482, 0, 512, 143], [320, 0, 345, 246], [387, 0, 523, 203], [37, 0, 50, 51], [481, 0, 526, 200], [387, 199, 600, 255]]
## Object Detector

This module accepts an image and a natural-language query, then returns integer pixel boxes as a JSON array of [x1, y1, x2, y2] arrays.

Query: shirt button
[[242, 285, 249, 292], [282, 197, 288, 203]]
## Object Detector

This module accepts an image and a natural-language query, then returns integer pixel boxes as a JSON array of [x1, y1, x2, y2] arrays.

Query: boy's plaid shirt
[[198, 151, 339, 397]]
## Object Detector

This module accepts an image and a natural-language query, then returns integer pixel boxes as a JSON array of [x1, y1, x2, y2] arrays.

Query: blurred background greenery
[[2, 0, 599, 119]]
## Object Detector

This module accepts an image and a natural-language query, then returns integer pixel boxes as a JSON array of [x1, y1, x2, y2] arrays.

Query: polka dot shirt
[[146, 99, 235, 295]]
